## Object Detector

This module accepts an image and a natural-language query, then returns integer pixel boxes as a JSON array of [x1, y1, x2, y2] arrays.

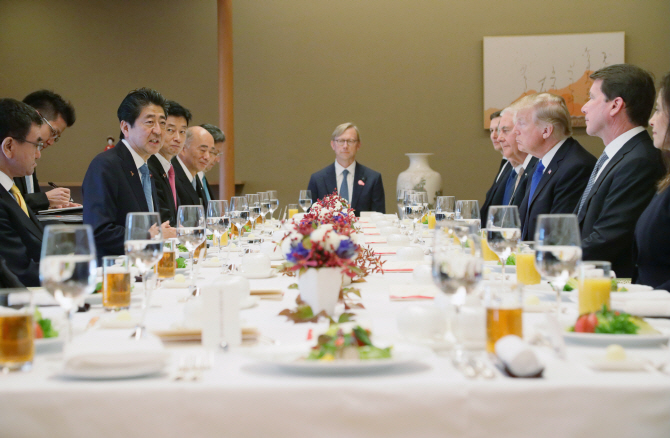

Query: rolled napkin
[[616, 300, 670, 317], [63, 330, 169, 378], [494, 335, 543, 378]]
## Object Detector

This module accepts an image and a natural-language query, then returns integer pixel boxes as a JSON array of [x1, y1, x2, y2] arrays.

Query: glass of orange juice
[[484, 283, 523, 353], [516, 241, 541, 285], [578, 261, 611, 315], [287, 204, 299, 219]]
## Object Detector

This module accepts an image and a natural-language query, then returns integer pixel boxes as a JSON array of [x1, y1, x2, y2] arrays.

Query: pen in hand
[[47, 181, 75, 203]]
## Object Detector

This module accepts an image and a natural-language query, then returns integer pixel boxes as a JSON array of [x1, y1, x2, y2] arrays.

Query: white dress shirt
[[0, 170, 15, 193], [122, 140, 148, 172], [334, 161, 356, 201], [24, 175, 34, 194], [596, 126, 646, 180]]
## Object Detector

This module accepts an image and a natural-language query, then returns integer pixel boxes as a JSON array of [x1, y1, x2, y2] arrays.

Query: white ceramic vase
[[298, 267, 342, 315], [396, 153, 443, 205]]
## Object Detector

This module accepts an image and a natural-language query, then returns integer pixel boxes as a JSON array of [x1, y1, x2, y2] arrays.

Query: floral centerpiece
[[296, 191, 357, 232]]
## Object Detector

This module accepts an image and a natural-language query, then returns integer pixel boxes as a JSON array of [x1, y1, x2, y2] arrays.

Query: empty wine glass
[[40, 225, 97, 343], [247, 194, 261, 230], [435, 196, 456, 222], [433, 220, 483, 363], [534, 214, 582, 316], [486, 205, 521, 283], [125, 212, 164, 338], [258, 192, 271, 231], [396, 189, 413, 219], [455, 200, 481, 232], [177, 205, 206, 288], [404, 193, 424, 241], [299, 190, 312, 213], [267, 190, 279, 221], [230, 196, 249, 248], [207, 200, 229, 257]]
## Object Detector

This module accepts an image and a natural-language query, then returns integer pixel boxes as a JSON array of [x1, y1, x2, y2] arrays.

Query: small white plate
[[564, 331, 670, 347], [238, 269, 277, 279], [587, 355, 648, 371]]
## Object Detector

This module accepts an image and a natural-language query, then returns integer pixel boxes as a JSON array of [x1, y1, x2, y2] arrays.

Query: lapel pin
[[548, 169, 552, 175], [130, 171, 134, 177], [358, 180, 365, 186]]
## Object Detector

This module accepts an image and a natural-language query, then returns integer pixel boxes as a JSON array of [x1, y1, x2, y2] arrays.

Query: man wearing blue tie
[[497, 109, 537, 210], [82, 88, 175, 260], [307, 123, 385, 215], [514, 93, 596, 241]]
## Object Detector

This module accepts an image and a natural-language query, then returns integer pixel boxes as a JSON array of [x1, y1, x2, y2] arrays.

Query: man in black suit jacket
[[0, 98, 46, 286], [578, 65, 664, 277], [148, 100, 192, 227], [198, 123, 226, 203], [481, 111, 510, 220], [82, 88, 172, 260], [307, 123, 385, 215], [514, 93, 597, 241], [173, 126, 213, 208], [16, 90, 77, 211]]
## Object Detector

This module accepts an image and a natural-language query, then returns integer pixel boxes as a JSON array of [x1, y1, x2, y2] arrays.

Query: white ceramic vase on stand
[[396, 153, 443, 205], [298, 267, 342, 314]]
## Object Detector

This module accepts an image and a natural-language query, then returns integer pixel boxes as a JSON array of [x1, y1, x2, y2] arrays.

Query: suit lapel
[[510, 157, 537, 205], [528, 141, 572, 210], [350, 164, 364, 210], [115, 142, 149, 211], [326, 164, 338, 196], [0, 188, 43, 240]]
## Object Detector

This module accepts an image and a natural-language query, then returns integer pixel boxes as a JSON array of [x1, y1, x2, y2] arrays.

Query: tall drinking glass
[[259, 192, 270, 232], [207, 200, 229, 256], [534, 214, 582, 316], [177, 205, 206, 279], [432, 221, 483, 363], [267, 190, 279, 221], [397, 189, 413, 218], [404, 193, 424, 242], [486, 205, 521, 283], [125, 212, 164, 337], [435, 196, 456, 222], [40, 225, 97, 344], [299, 190, 312, 212]]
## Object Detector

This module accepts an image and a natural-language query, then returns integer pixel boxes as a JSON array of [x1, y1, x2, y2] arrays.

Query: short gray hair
[[514, 93, 572, 138], [331, 123, 360, 141]]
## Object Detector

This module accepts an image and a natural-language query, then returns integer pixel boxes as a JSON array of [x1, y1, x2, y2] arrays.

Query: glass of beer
[[517, 241, 541, 285], [103, 256, 132, 311], [155, 239, 177, 280], [579, 261, 612, 315], [0, 291, 34, 372], [485, 283, 523, 353]]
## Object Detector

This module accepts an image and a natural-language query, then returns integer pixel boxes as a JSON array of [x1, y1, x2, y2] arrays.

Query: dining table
[[2, 220, 670, 438]]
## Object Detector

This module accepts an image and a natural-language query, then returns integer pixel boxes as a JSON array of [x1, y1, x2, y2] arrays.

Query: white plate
[[250, 344, 428, 374], [587, 355, 648, 371], [238, 269, 277, 279], [60, 359, 168, 380], [563, 331, 670, 347]]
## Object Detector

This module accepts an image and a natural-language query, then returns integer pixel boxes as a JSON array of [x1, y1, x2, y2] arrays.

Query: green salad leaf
[[176, 257, 186, 269]]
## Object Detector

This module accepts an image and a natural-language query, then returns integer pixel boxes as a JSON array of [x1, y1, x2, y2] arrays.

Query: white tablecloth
[[2, 246, 670, 438]]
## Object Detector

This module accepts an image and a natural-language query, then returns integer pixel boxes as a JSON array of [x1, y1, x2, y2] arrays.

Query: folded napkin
[[389, 283, 438, 300], [611, 290, 670, 301], [495, 335, 543, 378], [614, 300, 670, 317], [63, 330, 169, 376]]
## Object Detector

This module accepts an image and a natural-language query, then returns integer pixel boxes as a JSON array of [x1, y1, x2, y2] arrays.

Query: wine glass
[[486, 205, 521, 283], [125, 212, 164, 337], [299, 190, 312, 213], [230, 196, 249, 249], [40, 225, 97, 343], [534, 214, 582, 316], [207, 200, 229, 257], [404, 193, 424, 241], [267, 190, 279, 222], [432, 220, 483, 364], [396, 189, 412, 218], [176, 205, 206, 288], [247, 194, 261, 230], [258, 192, 271, 231], [435, 196, 456, 222], [455, 200, 481, 231]]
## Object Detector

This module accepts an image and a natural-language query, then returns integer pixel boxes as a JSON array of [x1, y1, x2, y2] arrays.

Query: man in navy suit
[[578, 64, 664, 277], [172, 126, 213, 208], [514, 93, 596, 241], [0, 98, 46, 286], [198, 123, 226, 203], [82, 88, 174, 260], [481, 111, 511, 219], [307, 123, 385, 215], [148, 100, 191, 227]]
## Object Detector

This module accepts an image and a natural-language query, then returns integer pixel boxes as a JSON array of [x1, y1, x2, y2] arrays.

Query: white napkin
[[611, 290, 670, 301], [64, 330, 168, 377], [389, 283, 438, 300], [382, 260, 426, 272], [616, 300, 670, 317], [495, 335, 543, 377]]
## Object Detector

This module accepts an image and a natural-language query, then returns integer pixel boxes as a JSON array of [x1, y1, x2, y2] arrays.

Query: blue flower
[[335, 239, 357, 259], [286, 241, 310, 262]]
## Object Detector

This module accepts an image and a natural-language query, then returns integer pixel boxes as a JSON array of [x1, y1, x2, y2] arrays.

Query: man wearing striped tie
[[0, 98, 46, 286]]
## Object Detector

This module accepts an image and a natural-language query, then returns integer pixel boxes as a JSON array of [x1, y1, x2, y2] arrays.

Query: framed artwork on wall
[[483, 31, 625, 129]]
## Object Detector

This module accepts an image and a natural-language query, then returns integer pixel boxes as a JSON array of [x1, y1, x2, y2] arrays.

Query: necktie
[[9, 184, 29, 217], [139, 164, 154, 212], [577, 152, 609, 215], [340, 169, 350, 202], [528, 161, 545, 203], [202, 175, 212, 203], [502, 169, 518, 205], [511, 168, 524, 196], [167, 165, 177, 208]]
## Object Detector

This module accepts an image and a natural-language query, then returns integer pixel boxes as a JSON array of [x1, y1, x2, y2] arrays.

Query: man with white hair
[[514, 93, 596, 241]]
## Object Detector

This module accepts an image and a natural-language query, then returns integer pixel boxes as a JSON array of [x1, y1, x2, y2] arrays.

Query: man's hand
[[161, 221, 176, 239], [46, 188, 72, 208]]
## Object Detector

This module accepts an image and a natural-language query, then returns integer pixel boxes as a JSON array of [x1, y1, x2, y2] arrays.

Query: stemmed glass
[[432, 220, 483, 363], [534, 214, 582, 316], [230, 196, 249, 248], [299, 190, 312, 213], [176, 205, 206, 288], [486, 205, 521, 283], [247, 194, 261, 230], [40, 225, 97, 344], [435, 196, 456, 222], [125, 213, 164, 338], [404, 193, 424, 241], [267, 190, 279, 222], [207, 200, 229, 257], [258, 192, 270, 232], [455, 200, 481, 231]]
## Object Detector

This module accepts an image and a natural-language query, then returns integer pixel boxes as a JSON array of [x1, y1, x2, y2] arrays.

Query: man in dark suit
[[514, 93, 597, 241], [0, 98, 46, 286], [481, 111, 511, 220], [16, 90, 77, 211], [307, 123, 385, 215], [198, 123, 226, 202], [82, 88, 172, 260], [172, 126, 213, 207], [578, 64, 664, 277], [148, 100, 192, 227]]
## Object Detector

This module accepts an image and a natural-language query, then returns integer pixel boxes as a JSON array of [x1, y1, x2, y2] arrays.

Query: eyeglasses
[[333, 139, 358, 146], [14, 137, 45, 151], [36, 111, 61, 143]]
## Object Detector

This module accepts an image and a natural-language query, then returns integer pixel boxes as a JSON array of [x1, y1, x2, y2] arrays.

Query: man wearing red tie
[[148, 101, 192, 227]]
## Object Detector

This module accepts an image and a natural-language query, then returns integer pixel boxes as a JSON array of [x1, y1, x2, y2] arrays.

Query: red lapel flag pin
[[548, 169, 552, 174]]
